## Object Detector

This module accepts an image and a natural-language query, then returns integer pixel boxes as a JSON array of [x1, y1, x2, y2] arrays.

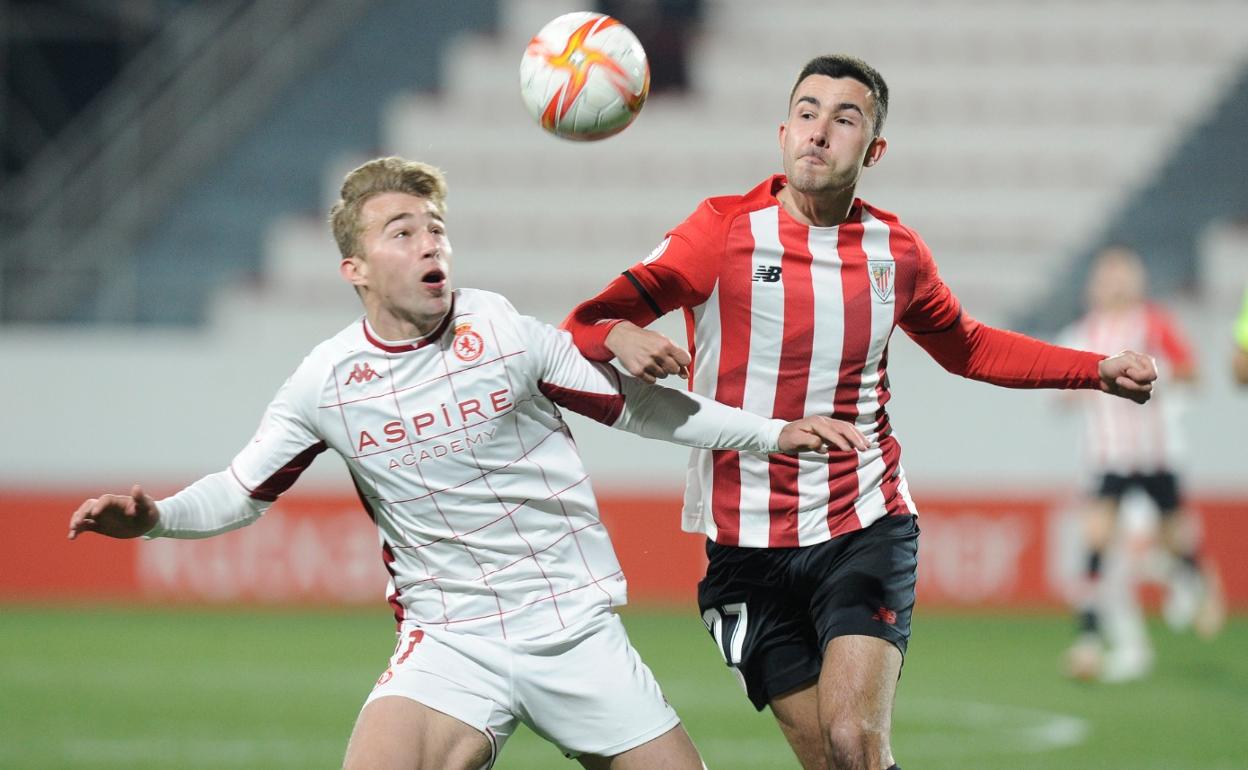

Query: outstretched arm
[[67, 471, 269, 541], [532, 315, 866, 455], [909, 312, 1155, 403]]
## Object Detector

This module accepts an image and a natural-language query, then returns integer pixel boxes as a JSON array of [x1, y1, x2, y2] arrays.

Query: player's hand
[[778, 416, 869, 454], [67, 483, 159, 540], [1098, 350, 1157, 404], [606, 321, 691, 383]]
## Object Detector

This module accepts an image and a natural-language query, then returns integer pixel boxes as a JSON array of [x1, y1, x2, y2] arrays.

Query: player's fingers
[[677, 364, 689, 380], [132, 483, 153, 513], [836, 422, 869, 450], [68, 501, 99, 539], [1115, 374, 1152, 392], [812, 424, 853, 452], [1116, 376, 1151, 403]]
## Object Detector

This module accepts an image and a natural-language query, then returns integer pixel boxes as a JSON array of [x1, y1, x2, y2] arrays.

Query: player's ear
[[778, 121, 788, 152], [863, 135, 888, 167], [340, 255, 367, 288]]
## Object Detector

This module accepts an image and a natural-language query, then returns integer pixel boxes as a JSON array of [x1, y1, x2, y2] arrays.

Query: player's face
[[779, 75, 886, 196], [344, 192, 452, 336], [1086, 248, 1146, 311]]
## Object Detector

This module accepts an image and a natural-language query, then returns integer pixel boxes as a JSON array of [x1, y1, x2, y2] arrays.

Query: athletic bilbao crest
[[868, 260, 894, 302], [452, 322, 485, 362]]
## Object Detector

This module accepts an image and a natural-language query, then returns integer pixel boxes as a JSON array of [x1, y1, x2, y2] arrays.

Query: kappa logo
[[453, 323, 485, 362], [344, 362, 383, 386], [868, 260, 895, 302], [752, 265, 782, 283]]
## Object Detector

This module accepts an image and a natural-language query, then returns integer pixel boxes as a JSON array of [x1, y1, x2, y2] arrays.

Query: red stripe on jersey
[[767, 217, 816, 547], [878, 432, 908, 518], [382, 542, 406, 627], [709, 214, 758, 546], [827, 221, 872, 535], [247, 441, 328, 502], [538, 378, 625, 425]]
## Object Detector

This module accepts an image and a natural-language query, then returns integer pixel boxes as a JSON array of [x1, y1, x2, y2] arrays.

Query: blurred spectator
[[1060, 245, 1224, 683], [599, 0, 702, 93], [1234, 285, 1248, 385]]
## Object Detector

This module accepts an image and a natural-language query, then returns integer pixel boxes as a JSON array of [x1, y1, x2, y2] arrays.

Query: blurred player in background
[[66, 157, 866, 770], [1061, 245, 1225, 683], [563, 54, 1158, 770], [1234, 284, 1248, 385]]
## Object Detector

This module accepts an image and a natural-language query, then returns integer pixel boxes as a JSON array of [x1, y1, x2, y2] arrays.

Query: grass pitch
[[1, 606, 1245, 769]]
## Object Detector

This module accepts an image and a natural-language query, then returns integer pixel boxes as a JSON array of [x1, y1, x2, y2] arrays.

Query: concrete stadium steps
[[241, 0, 1248, 330]]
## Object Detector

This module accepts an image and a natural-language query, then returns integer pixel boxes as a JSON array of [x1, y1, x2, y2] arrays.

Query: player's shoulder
[[296, 318, 370, 372], [691, 175, 786, 225], [451, 287, 520, 319], [858, 199, 928, 260]]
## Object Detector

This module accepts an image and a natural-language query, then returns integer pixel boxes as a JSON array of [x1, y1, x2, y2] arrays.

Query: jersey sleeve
[[900, 236, 1102, 388], [146, 361, 329, 538], [1148, 305, 1196, 378], [898, 232, 963, 334], [562, 199, 726, 360], [522, 314, 784, 453], [227, 366, 329, 502], [909, 311, 1105, 388], [146, 470, 267, 539]]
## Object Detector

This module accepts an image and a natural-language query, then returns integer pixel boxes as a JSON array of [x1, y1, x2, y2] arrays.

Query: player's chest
[[714, 240, 907, 331], [322, 335, 527, 461]]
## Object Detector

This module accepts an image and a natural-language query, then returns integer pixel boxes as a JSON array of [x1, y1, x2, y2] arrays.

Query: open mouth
[[422, 269, 446, 285]]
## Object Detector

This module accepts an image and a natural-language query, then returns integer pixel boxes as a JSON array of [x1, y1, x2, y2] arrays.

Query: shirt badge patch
[[453, 323, 485, 362], [868, 260, 895, 303]]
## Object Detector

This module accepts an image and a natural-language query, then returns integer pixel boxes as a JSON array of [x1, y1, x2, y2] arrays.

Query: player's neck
[[777, 185, 855, 227], [366, 307, 448, 342]]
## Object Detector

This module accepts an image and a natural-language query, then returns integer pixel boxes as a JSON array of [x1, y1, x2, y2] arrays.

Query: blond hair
[[329, 157, 448, 259]]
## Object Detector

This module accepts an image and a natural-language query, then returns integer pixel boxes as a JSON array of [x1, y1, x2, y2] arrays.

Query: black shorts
[[1096, 471, 1181, 514], [696, 513, 919, 711]]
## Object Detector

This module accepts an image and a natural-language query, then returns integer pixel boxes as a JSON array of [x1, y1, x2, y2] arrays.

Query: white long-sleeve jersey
[[149, 289, 785, 639]]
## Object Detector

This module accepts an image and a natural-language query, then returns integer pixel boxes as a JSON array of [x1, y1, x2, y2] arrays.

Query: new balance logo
[[344, 362, 383, 386], [872, 607, 898, 625], [752, 265, 782, 283]]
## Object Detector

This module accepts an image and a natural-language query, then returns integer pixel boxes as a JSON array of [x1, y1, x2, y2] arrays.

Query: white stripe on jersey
[[684, 290, 720, 540], [797, 225, 845, 545], [737, 206, 785, 547]]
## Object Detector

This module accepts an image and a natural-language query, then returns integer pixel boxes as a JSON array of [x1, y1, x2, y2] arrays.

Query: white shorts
[[363, 610, 680, 764]]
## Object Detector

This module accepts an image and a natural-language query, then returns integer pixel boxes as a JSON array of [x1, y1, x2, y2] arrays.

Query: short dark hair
[[789, 55, 889, 137]]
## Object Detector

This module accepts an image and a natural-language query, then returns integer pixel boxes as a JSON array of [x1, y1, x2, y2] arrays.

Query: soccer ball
[[519, 12, 650, 141]]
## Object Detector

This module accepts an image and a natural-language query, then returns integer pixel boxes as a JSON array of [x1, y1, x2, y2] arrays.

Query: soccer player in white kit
[[67, 157, 868, 770]]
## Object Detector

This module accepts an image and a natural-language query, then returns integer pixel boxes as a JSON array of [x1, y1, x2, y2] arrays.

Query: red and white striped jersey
[[564, 175, 1104, 548], [1061, 304, 1194, 474], [154, 289, 785, 640]]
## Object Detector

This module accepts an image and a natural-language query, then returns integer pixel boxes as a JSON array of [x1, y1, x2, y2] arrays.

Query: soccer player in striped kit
[[563, 55, 1158, 770], [66, 157, 868, 770], [1061, 245, 1223, 682]]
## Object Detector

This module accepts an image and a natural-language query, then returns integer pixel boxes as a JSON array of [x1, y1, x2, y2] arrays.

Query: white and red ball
[[519, 12, 650, 141]]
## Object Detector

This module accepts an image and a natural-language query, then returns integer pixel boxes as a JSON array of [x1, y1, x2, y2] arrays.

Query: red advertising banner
[[3, 489, 1245, 609]]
